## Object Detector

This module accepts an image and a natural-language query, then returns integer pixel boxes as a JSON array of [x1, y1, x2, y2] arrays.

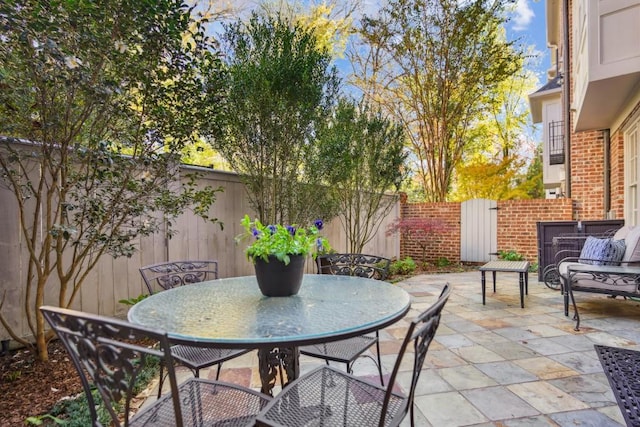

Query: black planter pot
[[254, 255, 305, 297]]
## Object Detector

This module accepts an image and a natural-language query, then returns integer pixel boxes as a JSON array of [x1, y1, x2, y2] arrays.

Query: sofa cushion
[[558, 261, 580, 276], [560, 261, 640, 293], [613, 225, 633, 241], [570, 272, 640, 293], [579, 236, 626, 266], [623, 226, 640, 263]]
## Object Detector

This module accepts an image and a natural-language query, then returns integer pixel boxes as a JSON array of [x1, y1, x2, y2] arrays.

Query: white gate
[[460, 199, 497, 263]]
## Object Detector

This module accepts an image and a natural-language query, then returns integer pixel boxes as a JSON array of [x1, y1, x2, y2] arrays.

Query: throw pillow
[[578, 236, 626, 266], [579, 236, 609, 265], [601, 239, 626, 265]]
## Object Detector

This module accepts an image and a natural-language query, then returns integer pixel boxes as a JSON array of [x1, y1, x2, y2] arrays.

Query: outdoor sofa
[[558, 225, 640, 329]]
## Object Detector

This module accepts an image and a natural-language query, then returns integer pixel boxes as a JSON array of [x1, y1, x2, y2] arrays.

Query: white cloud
[[512, 0, 535, 32]]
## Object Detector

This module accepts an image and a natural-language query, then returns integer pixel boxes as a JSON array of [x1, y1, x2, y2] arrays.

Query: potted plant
[[236, 215, 331, 296]]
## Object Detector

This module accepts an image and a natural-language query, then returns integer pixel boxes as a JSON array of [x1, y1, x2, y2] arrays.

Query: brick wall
[[399, 201, 460, 264], [570, 130, 606, 220], [400, 198, 574, 264], [497, 199, 574, 261]]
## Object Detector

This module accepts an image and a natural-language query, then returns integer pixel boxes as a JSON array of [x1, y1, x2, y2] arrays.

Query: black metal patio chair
[[298, 254, 391, 385], [255, 283, 451, 427], [140, 260, 250, 397], [594, 344, 640, 427], [40, 305, 270, 427]]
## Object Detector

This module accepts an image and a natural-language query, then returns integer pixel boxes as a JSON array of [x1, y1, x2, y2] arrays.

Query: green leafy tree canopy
[[353, 0, 524, 202], [0, 0, 224, 361], [215, 12, 341, 225], [314, 98, 407, 252]]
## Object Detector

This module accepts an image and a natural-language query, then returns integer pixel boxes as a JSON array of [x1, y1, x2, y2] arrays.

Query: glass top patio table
[[127, 274, 411, 349]]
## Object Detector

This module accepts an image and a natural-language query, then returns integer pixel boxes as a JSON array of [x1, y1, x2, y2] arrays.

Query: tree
[[386, 217, 447, 265], [0, 0, 223, 361], [314, 99, 407, 252], [524, 144, 544, 199], [352, 0, 523, 201], [452, 155, 529, 200], [450, 65, 541, 200], [215, 13, 341, 226], [181, 138, 231, 170], [259, 0, 355, 58], [451, 150, 543, 201]]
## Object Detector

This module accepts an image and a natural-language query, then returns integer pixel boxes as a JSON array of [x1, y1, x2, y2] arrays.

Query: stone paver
[[462, 386, 539, 420], [475, 360, 538, 384], [414, 391, 488, 427], [508, 381, 589, 413], [141, 270, 638, 426]]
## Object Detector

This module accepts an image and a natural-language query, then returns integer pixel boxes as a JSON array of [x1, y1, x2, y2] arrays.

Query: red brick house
[[529, 0, 640, 224]]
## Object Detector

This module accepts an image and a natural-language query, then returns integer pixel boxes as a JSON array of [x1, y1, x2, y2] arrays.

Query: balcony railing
[[549, 120, 564, 165]]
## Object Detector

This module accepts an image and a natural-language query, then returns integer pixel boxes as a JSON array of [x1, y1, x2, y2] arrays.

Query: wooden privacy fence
[[0, 165, 400, 342]]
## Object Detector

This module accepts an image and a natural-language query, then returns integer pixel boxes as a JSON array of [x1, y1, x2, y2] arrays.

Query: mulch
[[0, 340, 83, 426]]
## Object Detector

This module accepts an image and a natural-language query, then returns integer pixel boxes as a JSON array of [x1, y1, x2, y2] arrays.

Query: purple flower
[[251, 228, 260, 239], [316, 238, 324, 251], [287, 225, 296, 236], [314, 219, 324, 230], [268, 225, 277, 235]]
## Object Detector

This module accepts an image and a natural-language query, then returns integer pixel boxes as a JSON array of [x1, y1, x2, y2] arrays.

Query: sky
[[508, 0, 550, 82]]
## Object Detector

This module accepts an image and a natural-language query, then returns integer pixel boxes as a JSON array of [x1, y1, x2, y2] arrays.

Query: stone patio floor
[[142, 271, 640, 426]]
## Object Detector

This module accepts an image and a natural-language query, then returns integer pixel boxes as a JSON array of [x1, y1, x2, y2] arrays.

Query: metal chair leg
[[157, 363, 166, 399], [375, 338, 384, 386]]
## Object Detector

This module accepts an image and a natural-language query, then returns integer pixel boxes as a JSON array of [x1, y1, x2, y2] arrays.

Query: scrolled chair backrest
[[379, 283, 451, 427], [316, 253, 391, 280], [40, 306, 184, 427], [139, 260, 218, 294]]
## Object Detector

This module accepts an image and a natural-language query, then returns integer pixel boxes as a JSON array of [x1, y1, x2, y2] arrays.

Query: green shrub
[[25, 414, 65, 425], [435, 257, 451, 267], [498, 249, 524, 261], [118, 294, 149, 306], [389, 257, 416, 276], [47, 354, 160, 426]]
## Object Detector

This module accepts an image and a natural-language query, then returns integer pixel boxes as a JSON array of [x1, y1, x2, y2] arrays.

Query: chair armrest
[[557, 256, 580, 269], [553, 249, 581, 264]]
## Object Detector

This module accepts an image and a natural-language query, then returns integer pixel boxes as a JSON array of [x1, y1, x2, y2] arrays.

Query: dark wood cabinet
[[536, 220, 625, 281]]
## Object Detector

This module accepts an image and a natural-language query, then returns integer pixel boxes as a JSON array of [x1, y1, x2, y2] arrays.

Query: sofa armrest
[[567, 264, 640, 291]]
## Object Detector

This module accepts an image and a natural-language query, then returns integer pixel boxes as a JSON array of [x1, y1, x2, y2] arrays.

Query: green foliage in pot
[[236, 215, 331, 265]]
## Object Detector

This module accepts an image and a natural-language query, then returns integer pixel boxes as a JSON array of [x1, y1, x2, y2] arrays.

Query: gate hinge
[[489, 207, 499, 210]]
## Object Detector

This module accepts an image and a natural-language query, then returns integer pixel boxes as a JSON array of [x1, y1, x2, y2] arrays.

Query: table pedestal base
[[258, 347, 300, 396]]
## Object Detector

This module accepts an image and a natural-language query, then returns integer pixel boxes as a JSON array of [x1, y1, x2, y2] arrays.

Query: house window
[[549, 120, 564, 165], [625, 117, 639, 226]]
